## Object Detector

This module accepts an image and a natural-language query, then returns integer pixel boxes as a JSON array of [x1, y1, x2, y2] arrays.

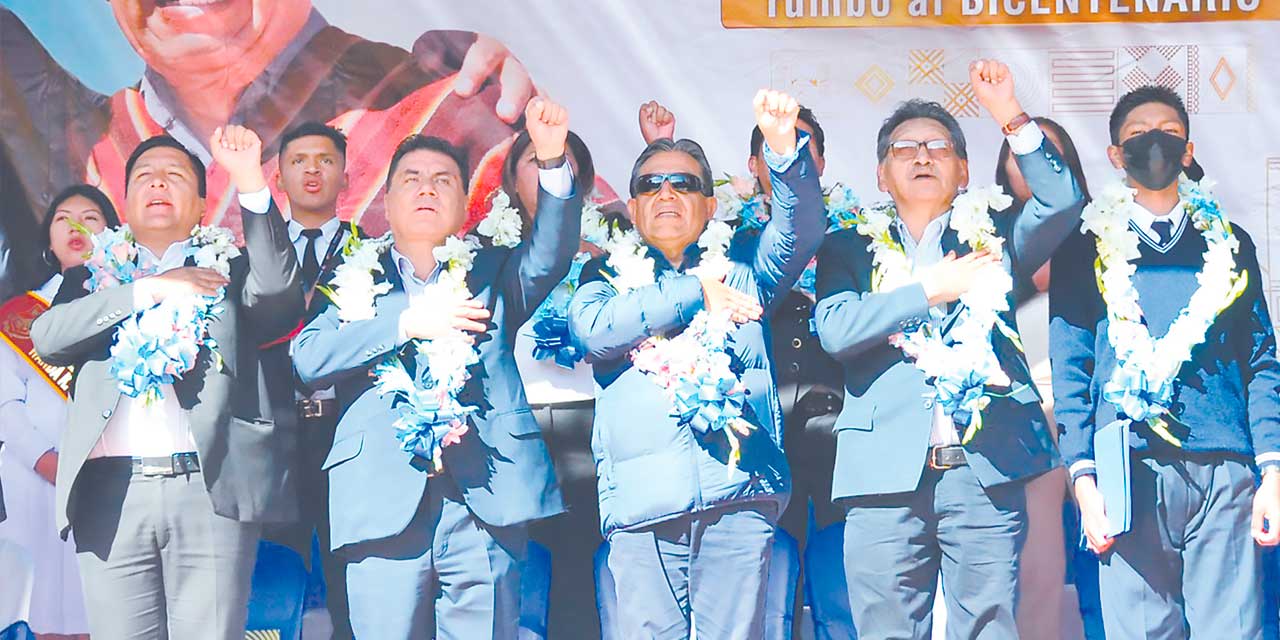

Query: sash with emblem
[[0, 292, 74, 399]]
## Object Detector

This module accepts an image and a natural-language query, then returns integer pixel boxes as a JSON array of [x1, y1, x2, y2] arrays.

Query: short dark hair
[[501, 129, 597, 217], [125, 136, 207, 197], [629, 138, 714, 198], [1108, 85, 1189, 145], [875, 99, 967, 162], [750, 106, 825, 158], [995, 117, 1092, 204], [279, 121, 347, 159], [385, 135, 469, 193], [40, 184, 121, 275]]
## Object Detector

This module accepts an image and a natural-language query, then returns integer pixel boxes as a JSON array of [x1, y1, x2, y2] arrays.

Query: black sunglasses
[[631, 172, 706, 196]]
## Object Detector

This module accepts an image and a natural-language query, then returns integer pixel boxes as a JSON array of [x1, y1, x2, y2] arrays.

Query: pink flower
[[443, 422, 469, 447], [110, 243, 133, 264], [730, 175, 756, 199]]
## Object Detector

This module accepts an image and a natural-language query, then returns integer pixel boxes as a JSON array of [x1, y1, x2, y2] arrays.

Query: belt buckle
[[299, 399, 323, 419], [928, 447, 954, 471]]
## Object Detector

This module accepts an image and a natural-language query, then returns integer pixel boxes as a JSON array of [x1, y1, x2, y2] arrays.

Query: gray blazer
[[31, 202, 303, 536]]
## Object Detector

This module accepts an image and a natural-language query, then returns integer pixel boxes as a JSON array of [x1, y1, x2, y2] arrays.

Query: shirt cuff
[[538, 163, 575, 200], [1007, 121, 1046, 156], [238, 187, 273, 215], [1068, 459, 1097, 481], [762, 131, 812, 174], [1256, 452, 1280, 472]]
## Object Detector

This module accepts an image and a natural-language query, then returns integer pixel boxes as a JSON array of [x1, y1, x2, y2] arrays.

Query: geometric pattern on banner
[[1049, 49, 1118, 115], [1118, 45, 1194, 110], [909, 49, 946, 85], [943, 81, 980, 118], [1192, 46, 1250, 114], [856, 64, 895, 103]]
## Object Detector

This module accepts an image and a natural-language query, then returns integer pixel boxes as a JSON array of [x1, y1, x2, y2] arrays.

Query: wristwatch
[[1001, 112, 1031, 136], [535, 154, 567, 170]]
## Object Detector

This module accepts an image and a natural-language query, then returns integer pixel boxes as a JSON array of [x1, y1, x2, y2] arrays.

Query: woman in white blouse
[[0, 185, 118, 640]]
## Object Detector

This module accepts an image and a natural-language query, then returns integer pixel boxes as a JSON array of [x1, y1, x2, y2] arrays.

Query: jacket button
[[792, 338, 803, 349], [789, 362, 801, 373], [101, 409, 112, 419], [923, 398, 935, 409]]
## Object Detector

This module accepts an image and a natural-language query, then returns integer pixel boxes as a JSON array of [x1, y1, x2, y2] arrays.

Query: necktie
[[1152, 219, 1174, 246], [300, 228, 323, 290]]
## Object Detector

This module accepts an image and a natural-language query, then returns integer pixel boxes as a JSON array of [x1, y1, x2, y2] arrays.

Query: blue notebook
[[1093, 419, 1132, 537]]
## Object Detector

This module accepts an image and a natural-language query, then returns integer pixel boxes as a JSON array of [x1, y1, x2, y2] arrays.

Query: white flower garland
[[602, 219, 754, 469], [1082, 177, 1248, 446], [81, 223, 240, 402], [476, 189, 524, 248], [322, 207, 505, 473], [854, 186, 1020, 443]]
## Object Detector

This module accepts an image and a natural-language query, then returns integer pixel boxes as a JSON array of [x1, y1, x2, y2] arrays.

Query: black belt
[[298, 398, 339, 419], [129, 452, 201, 477], [928, 445, 967, 470]]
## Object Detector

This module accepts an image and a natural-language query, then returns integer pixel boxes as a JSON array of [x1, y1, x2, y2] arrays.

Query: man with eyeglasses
[[568, 90, 825, 638], [812, 60, 1085, 639]]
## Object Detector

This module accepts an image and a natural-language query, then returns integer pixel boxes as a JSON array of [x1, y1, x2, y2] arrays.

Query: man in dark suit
[[30, 127, 303, 639], [255, 120, 362, 638], [1052, 85, 1280, 639], [291, 97, 580, 638], [813, 60, 1084, 639]]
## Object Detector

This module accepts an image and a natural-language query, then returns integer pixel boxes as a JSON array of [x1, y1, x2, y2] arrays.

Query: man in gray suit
[[291, 97, 579, 639], [813, 60, 1084, 639], [31, 126, 302, 640]]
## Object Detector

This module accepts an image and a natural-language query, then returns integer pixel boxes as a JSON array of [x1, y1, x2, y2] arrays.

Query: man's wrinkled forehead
[[638, 150, 701, 176]]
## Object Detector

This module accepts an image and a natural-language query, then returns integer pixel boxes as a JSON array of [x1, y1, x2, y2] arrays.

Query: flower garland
[[476, 189, 524, 248], [603, 219, 754, 468], [1082, 177, 1248, 446], [80, 223, 240, 402], [852, 186, 1023, 443], [323, 213, 500, 473]]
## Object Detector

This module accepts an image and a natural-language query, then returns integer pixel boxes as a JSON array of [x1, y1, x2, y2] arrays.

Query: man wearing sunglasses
[[568, 90, 825, 638], [813, 60, 1085, 639]]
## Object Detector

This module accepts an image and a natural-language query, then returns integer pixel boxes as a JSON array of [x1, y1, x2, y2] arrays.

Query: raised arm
[[501, 97, 583, 328], [750, 90, 826, 308], [970, 59, 1083, 279], [209, 125, 304, 342]]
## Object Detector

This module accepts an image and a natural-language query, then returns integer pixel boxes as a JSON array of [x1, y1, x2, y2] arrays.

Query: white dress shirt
[[89, 188, 271, 459], [289, 215, 344, 267], [1127, 197, 1188, 251]]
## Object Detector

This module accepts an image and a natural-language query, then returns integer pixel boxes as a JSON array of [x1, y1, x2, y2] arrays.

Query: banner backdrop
[[1, 1, 1278, 327]]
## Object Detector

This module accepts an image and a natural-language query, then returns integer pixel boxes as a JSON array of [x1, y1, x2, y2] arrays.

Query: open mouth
[[303, 179, 323, 194], [155, 0, 228, 7], [146, 197, 174, 211], [67, 237, 88, 253]]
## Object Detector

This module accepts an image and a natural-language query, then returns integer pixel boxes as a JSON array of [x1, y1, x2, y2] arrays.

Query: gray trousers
[[72, 459, 260, 640], [842, 464, 1028, 640], [342, 475, 527, 640], [1098, 452, 1262, 640], [606, 501, 777, 640]]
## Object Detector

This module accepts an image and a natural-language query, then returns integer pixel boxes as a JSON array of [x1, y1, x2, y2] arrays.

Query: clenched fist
[[525, 97, 570, 162], [210, 125, 267, 194], [969, 59, 1024, 130], [753, 89, 800, 158], [639, 100, 677, 144]]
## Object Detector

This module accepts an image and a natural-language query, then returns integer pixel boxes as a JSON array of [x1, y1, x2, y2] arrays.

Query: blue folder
[[1093, 419, 1132, 537]]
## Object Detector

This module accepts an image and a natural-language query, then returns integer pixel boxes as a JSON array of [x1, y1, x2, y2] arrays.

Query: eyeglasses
[[631, 172, 706, 196], [888, 139, 954, 160]]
